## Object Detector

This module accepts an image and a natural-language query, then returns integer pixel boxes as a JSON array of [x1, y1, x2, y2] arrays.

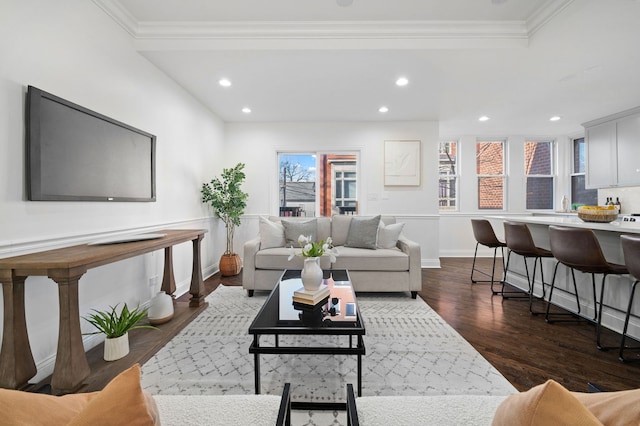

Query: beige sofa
[[242, 215, 421, 298]]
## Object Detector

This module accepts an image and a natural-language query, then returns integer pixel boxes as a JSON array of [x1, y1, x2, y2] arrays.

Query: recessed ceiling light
[[478, 116, 490, 122], [242, 107, 251, 114], [218, 78, 232, 87], [396, 77, 409, 87], [549, 116, 561, 121], [379, 106, 389, 113]]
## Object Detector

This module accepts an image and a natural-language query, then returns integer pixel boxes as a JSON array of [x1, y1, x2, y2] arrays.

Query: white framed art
[[384, 140, 421, 186]]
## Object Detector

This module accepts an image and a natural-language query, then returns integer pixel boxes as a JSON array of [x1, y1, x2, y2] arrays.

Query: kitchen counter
[[488, 215, 640, 234]]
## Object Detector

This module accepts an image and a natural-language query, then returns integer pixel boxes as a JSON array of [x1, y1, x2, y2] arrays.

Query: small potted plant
[[201, 162, 249, 276], [83, 304, 157, 361]]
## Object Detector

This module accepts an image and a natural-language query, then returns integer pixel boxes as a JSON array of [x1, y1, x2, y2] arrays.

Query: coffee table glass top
[[249, 269, 363, 333]]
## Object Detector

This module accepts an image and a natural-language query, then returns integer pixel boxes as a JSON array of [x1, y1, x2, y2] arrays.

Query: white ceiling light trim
[[379, 106, 389, 113], [396, 77, 409, 86]]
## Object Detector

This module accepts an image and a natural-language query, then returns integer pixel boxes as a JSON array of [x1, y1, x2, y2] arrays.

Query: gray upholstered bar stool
[[619, 234, 640, 362], [471, 219, 507, 294], [502, 221, 554, 314], [547, 226, 628, 350]]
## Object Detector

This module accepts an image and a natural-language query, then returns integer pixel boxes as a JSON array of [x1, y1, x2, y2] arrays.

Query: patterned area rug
[[142, 285, 516, 425]]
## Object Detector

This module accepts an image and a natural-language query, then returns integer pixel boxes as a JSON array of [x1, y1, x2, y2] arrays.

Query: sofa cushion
[[0, 388, 98, 425], [256, 247, 332, 269], [346, 215, 381, 249], [331, 215, 353, 246], [332, 246, 408, 271], [282, 219, 317, 246], [357, 394, 508, 426], [259, 216, 286, 249], [377, 222, 404, 249], [492, 379, 602, 426], [572, 387, 640, 426], [67, 364, 158, 426]]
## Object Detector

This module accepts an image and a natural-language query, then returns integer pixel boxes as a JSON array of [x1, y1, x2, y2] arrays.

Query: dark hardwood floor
[[68, 257, 640, 393], [423, 258, 640, 392]]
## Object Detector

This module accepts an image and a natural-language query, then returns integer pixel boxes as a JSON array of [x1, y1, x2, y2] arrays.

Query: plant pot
[[219, 253, 242, 276], [104, 332, 129, 361], [301, 257, 323, 291]]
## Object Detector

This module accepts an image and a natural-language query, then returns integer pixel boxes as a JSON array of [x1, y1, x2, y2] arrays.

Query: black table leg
[[254, 335, 261, 394]]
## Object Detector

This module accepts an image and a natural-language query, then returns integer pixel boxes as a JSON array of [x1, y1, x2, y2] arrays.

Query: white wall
[[0, 0, 226, 381], [226, 121, 441, 267]]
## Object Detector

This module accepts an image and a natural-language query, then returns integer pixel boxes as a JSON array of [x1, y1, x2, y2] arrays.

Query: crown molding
[[526, 0, 575, 36], [93, 0, 572, 49]]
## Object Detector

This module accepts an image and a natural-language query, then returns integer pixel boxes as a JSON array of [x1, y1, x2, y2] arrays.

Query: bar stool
[[546, 226, 628, 350], [502, 221, 554, 314], [470, 219, 507, 294], [619, 235, 640, 362]]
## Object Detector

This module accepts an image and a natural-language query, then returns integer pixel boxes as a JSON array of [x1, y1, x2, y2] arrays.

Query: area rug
[[141, 285, 516, 425]]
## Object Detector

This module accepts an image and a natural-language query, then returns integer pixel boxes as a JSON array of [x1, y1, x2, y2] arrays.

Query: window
[[570, 137, 597, 207], [476, 140, 505, 210], [524, 140, 554, 210], [278, 152, 358, 217], [438, 141, 458, 211]]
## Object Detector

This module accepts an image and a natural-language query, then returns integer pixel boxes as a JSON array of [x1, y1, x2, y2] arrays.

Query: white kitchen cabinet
[[585, 121, 616, 188], [583, 106, 640, 189], [616, 113, 640, 186]]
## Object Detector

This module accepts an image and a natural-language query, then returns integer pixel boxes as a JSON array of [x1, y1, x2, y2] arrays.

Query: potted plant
[[201, 162, 248, 276], [83, 304, 157, 361]]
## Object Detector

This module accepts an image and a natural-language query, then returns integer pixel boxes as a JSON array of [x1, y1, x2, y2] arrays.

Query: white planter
[[148, 291, 174, 325], [301, 257, 323, 291], [104, 332, 129, 361]]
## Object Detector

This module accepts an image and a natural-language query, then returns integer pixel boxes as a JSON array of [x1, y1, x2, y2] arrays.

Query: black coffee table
[[248, 269, 366, 410]]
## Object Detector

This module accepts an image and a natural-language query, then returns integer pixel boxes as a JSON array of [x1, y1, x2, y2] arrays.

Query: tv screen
[[26, 86, 156, 202]]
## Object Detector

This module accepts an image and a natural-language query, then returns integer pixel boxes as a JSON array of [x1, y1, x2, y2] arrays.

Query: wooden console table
[[0, 229, 206, 394]]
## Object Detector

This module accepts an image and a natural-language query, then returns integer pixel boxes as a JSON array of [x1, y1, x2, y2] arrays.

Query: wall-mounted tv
[[26, 86, 156, 202]]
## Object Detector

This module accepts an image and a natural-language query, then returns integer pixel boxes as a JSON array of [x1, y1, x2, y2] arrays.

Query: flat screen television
[[26, 86, 156, 202]]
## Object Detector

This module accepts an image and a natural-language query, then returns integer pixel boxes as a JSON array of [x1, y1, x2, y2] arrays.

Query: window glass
[[278, 152, 358, 216], [525, 141, 553, 210], [571, 138, 597, 207], [439, 141, 458, 211], [476, 141, 505, 210]]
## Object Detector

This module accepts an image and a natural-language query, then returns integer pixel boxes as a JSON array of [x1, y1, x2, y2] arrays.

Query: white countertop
[[487, 215, 640, 234]]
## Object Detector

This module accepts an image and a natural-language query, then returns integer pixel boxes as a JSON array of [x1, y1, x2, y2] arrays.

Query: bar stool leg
[[619, 279, 640, 362], [546, 262, 583, 323], [529, 256, 548, 315], [471, 244, 503, 293]]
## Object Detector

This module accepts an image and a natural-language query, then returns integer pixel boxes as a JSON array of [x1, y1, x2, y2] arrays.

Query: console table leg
[[0, 274, 37, 389], [161, 247, 176, 296], [50, 273, 90, 395], [189, 235, 205, 307]]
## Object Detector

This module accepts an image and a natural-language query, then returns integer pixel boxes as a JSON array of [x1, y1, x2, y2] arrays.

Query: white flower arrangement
[[288, 234, 338, 263]]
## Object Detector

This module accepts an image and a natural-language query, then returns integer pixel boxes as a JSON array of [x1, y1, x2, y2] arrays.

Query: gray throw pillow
[[345, 215, 381, 250], [282, 219, 317, 246]]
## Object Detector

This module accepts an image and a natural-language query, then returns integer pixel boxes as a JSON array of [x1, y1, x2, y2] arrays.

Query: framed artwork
[[384, 140, 421, 186]]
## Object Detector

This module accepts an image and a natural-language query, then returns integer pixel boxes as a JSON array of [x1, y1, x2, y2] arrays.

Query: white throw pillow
[[259, 217, 285, 249], [377, 222, 405, 249]]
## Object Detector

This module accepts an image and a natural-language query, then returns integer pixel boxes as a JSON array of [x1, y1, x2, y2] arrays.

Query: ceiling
[[95, 0, 640, 136]]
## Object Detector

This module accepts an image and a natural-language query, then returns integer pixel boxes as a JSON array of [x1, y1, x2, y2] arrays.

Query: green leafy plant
[[201, 163, 249, 255], [83, 304, 157, 339]]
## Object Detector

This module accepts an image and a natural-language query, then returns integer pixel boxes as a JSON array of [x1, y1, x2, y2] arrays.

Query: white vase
[[301, 257, 323, 291], [104, 332, 129, 361], [148, 291, 174, 325]]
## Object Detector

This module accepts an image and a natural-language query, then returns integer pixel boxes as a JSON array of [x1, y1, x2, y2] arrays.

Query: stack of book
[[292, 285, 330, 306]]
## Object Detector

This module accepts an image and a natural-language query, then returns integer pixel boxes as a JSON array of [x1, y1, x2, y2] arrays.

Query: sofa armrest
[[397, 235, 421, 293], [242, 236, 261, 292]]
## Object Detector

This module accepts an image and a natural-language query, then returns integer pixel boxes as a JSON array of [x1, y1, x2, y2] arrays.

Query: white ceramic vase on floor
[[301, 257, 323, 291], [104, 332, 129, 361]]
